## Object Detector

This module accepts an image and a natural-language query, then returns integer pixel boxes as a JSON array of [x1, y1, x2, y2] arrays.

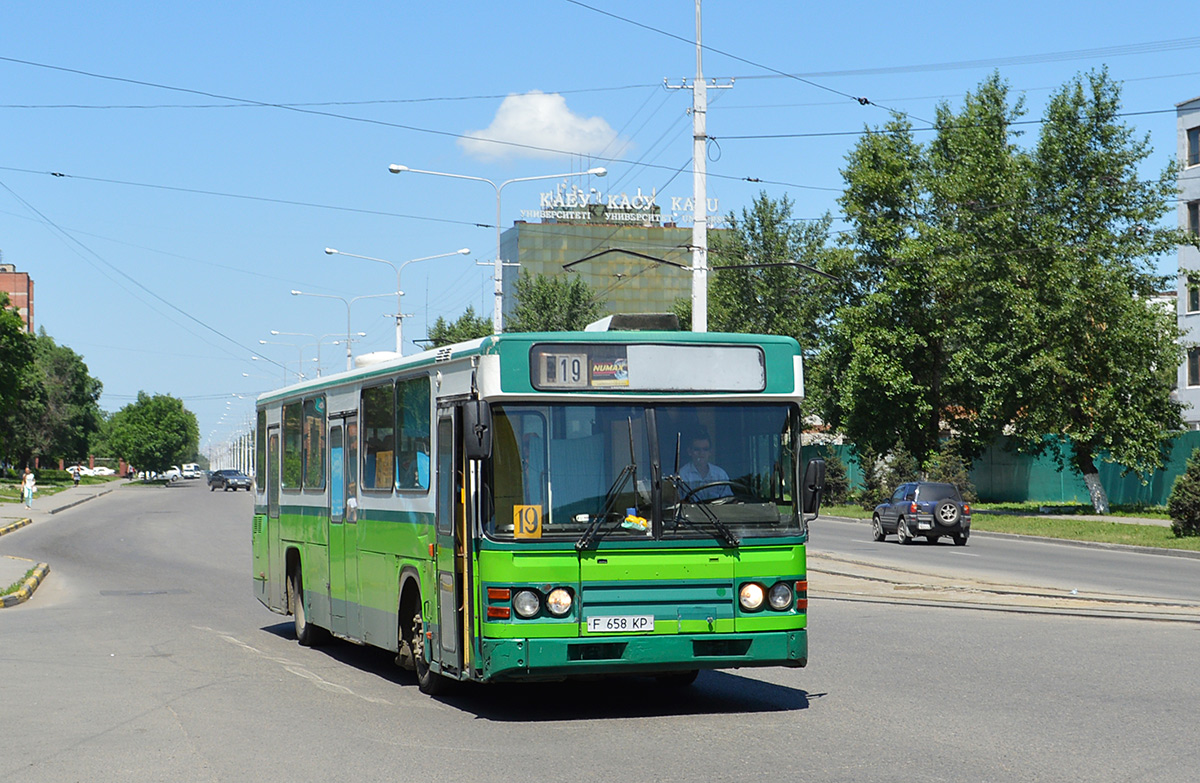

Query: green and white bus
[[252, 325, 825, 693]]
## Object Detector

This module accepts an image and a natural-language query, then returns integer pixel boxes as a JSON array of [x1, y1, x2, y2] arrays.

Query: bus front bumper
[[479, 630, 806, 681]]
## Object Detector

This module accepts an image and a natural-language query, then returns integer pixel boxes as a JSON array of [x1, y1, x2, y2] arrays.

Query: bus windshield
[[486, 402, 800, 544]]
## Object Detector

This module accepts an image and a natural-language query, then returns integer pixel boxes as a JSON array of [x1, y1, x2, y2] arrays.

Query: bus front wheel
[[656, 669, 699, 688], [289, 569, 323, 647], [412, 610, 446, 696]]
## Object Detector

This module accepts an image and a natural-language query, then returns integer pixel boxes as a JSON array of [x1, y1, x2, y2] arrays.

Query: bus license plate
[[587, 615, 654, 633]]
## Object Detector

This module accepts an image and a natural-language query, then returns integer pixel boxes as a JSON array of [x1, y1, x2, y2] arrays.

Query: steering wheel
[[680, 480, 753, 504]]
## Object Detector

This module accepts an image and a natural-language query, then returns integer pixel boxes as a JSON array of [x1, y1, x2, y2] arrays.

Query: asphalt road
[[810, 514, 1200, 602], [1, 482, 1197, 782]]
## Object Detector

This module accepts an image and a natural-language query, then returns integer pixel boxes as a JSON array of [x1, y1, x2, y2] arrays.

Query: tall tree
[[0, 294, 35, 464], [1013, 68, 1185, 512], [704, 192, 841, 352], [922, 73, 1034, 457], [1, 329, 103, 467], [108, 392, 199, 475], [823, 113, 940, 462], [828, 69, 1185, 510], [504, 272, 605, 332], [427, 305, 492, 347]]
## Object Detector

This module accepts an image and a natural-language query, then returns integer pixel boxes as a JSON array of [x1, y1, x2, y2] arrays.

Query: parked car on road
[[872, 481, 971, 546], [209, 469, 252, 491], [161, 466, 183, 482]]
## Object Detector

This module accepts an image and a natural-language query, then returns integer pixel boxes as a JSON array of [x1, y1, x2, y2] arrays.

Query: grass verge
[[1, 566, 37, 598]]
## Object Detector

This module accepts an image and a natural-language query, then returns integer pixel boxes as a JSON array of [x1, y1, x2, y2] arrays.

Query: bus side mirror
[[801, 458, 826, 516], [463, 400, 492, 460]]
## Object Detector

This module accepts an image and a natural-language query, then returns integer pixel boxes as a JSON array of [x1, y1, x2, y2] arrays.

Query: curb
[[811, 592, 1200, 624], [0, 517, 32, 537], [1, 560, 50, 608], [48, 487, 115, 515]]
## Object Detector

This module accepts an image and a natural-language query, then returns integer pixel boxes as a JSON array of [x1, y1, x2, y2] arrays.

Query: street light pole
[[388, 164, 606, 334], [290, 290, 398, 370], [324, 247, 470, 354], [258, 339, 305, 380], [271, 330, 363, 376]]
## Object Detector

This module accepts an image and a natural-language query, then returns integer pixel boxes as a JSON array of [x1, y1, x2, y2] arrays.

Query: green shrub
[[1167, 448, 1200, 537], [879, 445, 920, 495], [822, 452, 850, 506], [35, 468, 72, 482], [925, 440, 978, 504], [854, 446, 886, 510]]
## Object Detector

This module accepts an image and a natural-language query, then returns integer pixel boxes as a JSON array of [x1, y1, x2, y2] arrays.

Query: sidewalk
[[0, 480, 123, 605]]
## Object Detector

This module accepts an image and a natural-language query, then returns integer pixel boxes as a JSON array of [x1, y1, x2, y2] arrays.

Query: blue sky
[[3, 1, 1198, 453]]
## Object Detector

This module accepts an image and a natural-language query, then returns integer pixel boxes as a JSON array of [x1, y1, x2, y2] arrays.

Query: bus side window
[[362, 383, 394, 492], [397, 376, 431, 491]]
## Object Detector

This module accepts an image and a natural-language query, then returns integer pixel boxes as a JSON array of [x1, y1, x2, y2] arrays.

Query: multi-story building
[[1177, 97, 1200, 427], [0, 259, 34, 333], [499, 181, 722, 320]]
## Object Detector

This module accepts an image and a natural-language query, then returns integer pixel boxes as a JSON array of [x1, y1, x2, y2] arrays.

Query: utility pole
[[667, 0, 732, 332]]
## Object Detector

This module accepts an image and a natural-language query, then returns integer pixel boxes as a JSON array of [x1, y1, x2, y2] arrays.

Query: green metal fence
[[811, 431, 1200, 507]]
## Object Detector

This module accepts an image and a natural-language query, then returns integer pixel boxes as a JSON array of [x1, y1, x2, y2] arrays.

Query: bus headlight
[[739, 582, 765, 611], [546, 588, 573, 617], [768, 582, 793, 610], [513, 589, 541, 618]]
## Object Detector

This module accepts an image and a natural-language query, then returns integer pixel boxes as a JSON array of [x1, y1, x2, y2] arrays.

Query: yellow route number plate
[[513, 505, 543, 539]]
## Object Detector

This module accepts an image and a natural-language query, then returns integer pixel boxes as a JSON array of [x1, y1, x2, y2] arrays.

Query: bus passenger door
[[267, 426, 281, 607], [433, 410, 463, 677], [328, 415, 361, 639]]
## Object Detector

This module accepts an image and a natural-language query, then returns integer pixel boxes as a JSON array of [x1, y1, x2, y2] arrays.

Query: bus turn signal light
[[488, 606, 511, 619], [796, 580, 808, 611]]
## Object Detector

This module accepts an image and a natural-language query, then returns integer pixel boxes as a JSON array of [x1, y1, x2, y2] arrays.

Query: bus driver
[[679, 433, 733, 502]]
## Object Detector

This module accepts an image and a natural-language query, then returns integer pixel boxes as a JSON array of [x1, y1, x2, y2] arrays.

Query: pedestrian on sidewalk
[[21, 468, 36, 509]]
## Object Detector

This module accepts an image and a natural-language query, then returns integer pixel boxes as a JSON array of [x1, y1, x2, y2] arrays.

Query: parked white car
[[161, 466, 183, 482]]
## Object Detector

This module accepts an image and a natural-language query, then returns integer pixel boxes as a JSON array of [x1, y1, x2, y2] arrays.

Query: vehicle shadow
[[261, 622, 815, 720], [445, 672, 815, 722]]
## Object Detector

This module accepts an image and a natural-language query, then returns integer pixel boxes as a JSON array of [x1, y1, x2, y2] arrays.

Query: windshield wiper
[[576, 417, 639, 551], [663, 473, 740, 547], [574, 463, 635, 551]]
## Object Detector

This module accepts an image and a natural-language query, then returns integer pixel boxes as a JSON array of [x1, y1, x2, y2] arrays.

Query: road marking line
[[195, 626, 391, 705]]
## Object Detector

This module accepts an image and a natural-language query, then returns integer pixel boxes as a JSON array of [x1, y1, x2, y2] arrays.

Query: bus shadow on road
[[447, 672, 814, 722], [261, 622, 814, 719]]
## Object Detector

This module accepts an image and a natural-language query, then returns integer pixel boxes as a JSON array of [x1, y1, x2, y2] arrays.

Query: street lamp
[[250, 354, 288, 383], [290, 290, 397, 370], [258, 339, 305, 380], [388, 163, 607, 333], [270, 330, 364, 376], [324, 247, 470, 354]]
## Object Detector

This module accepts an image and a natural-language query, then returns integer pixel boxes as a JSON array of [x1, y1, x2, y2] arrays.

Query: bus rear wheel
[[412, 610, 446, 696]]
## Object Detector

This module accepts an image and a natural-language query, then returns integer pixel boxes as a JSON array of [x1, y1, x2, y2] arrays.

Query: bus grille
[[581, 581, 734, 626]]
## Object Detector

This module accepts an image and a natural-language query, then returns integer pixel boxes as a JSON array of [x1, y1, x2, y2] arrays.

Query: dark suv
[[872, 481, 971, 546], [209, 469, 252, 492]]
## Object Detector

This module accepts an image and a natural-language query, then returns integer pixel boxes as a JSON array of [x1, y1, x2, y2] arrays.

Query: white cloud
[[459, 91, 621, 161]]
